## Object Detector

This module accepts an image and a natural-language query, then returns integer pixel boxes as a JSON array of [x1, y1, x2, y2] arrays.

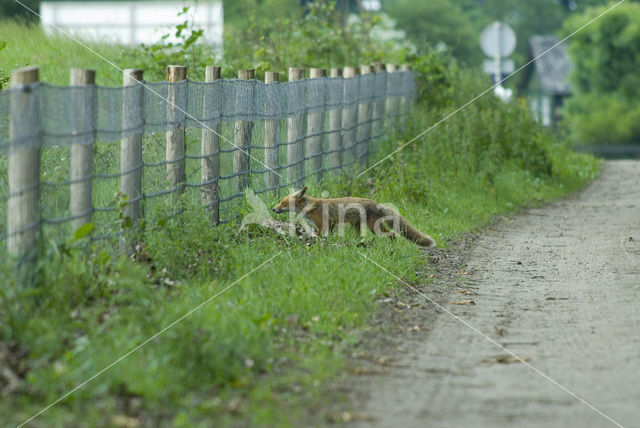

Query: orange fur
[[273, 187, 435, 247]]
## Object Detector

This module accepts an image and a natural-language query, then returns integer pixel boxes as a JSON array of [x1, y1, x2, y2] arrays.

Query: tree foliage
[[561, 1, 640, 144], [122, 0, 411, 81], [383, 0, 483, 65], [0, 41, 8, 89]]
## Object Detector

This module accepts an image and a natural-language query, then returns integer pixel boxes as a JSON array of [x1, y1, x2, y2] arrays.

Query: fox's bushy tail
[[397, 215, 436, 247], [380, 206, 435, 247]]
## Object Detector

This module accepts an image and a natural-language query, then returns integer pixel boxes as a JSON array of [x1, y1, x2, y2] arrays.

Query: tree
[[0, 0, 39, 20], [383, 0, 483, 65], [476, 0, 567, 63], [561, 1, 640, 144]]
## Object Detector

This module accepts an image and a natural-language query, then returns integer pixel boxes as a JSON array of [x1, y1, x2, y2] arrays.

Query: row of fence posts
[[6, 62, 412, 261]]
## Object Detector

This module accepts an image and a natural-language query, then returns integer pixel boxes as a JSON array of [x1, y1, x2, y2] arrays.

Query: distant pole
[[165, 65, 187, 197], [287, 67, 306, 186], [202, 65, 221, 224], [328, 68, 343, 171], [234, 68, 255, 193], [69, 68, 96, 233], [8, 66, 41, 259], [264, 71, 280, 193], [307, 68, 326, 180], [121, 68, 144, 227]]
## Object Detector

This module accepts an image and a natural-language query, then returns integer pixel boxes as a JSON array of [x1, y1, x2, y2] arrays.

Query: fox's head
[[272, 186, 309, 214]]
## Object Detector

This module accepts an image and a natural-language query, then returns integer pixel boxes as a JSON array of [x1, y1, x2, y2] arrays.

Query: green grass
[[0, 18, 600, 428], [0, 20, 123, 86], [0, 128, 598, 427]]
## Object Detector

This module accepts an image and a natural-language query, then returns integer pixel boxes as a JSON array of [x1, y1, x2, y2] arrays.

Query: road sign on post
[[480, 21, 516, 101], [480, 21, 516, 84], [482, 59, 514, 76], [480, 22, 516, 58]]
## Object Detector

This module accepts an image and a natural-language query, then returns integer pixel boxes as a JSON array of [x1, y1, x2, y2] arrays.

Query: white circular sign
[[480, 22, 516, 58]]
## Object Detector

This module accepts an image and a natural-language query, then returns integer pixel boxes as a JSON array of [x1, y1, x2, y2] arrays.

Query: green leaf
[[71, 222, 94, 242]]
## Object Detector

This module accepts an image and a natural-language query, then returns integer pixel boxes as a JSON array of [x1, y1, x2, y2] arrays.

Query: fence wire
[[0, 70, 415, 252]]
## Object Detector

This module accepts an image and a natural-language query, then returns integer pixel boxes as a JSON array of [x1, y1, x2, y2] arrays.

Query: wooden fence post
[[287, 67, 306, 186], [384, 64, 398, 127], [201, 65, 221, 224], [8, 66, 41, 259], [233, 68, 255, 193], [341, 66, 358, 167], [165, 65, 187, 197], [371, 62, 386, 149], [328, 68, 343, 172], [356, 64, 372, 166], [264, 71, 280, 193], [400, 64, 411, 123], [70, 68, 96, 233], [307, 68, 326, 180], [121, 69, 144, 227]]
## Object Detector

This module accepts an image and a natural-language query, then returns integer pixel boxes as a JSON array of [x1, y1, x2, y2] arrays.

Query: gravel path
[[353, 160, 640, 428]]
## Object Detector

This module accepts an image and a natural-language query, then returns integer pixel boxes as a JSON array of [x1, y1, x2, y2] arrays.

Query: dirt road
[[352, 160, 640, 428]]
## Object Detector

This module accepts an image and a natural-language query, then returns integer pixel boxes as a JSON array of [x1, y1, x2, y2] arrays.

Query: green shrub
[[562, 93, 640, 144], [408, 56, 554, 178], [0, 41, 8, 89], [561, 1, 640, 144]]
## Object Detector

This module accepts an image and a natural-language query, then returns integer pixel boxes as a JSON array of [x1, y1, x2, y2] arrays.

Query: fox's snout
[[272, 197, 292, 214], [273, 188, 306, 214], [272, 203, 287, 213]]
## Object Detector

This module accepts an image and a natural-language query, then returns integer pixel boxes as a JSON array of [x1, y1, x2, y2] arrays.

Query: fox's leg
[[350, 220, 366, 238], [317, 223, 329, 237], [366, 218, 378, 235], [382, 221, 397, 240], [381, 219, 398, 240], [311, 217, 329, 237], [368, 218, 396, 241]]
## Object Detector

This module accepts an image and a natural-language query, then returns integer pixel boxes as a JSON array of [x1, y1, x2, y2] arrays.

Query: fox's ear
[[294, 186, 307, 199]]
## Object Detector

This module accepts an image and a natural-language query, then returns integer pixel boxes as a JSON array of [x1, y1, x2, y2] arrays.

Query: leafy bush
[[222, 0, 409, 78], [382, 0, 482, 65], [563, 93, 640, 145], [561, 2, 640, 144], [119, 1, 410, 81], [117, 6, 214, 82], [0, 41, 9, 89], [409, 54, 554, 178]]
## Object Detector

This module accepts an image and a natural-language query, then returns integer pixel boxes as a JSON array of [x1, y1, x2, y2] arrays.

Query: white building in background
[[40, 1, 223, 47]]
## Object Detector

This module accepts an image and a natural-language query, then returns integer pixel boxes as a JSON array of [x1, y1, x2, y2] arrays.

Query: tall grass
[[0, 20, 123, 85]]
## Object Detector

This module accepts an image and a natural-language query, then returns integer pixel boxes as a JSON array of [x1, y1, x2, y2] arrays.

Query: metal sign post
[[480, 21, 516, 101], [480, 22, 516, 84]]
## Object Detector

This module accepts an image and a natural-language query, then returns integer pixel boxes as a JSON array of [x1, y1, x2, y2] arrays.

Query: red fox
[[272, 187, 435, 247]]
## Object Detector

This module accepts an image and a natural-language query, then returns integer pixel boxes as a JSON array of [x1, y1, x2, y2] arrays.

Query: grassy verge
[[0, 15, 599, 428], [1, 107, 597, 428], [0, 20, 123, 86]]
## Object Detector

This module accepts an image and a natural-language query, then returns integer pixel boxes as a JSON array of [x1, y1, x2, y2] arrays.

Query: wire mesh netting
[[0, 70, 416, 254]]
